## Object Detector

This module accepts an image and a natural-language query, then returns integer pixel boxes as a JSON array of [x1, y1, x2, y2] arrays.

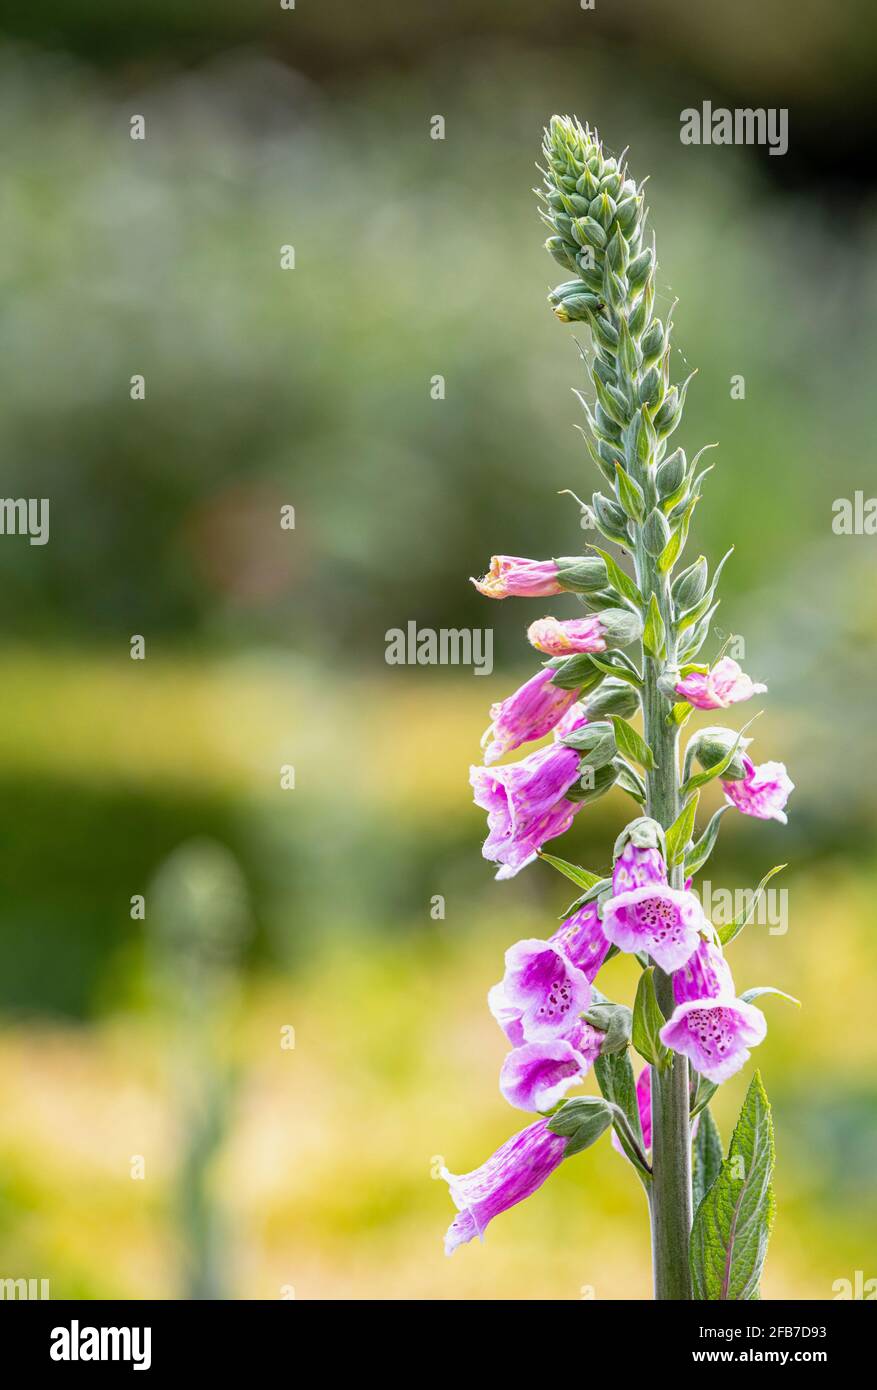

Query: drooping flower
[[549, 900, 611, 983], [660, 997, 767, 1085], [722, 755, 794, 824], [471, 556, 564, 599], [675, 657, 767, 710], [500, 1020, 604, 1112], [659, 937, 768, 1084], [527, 615, 608, 657], [600, 883, 704, 973], [442, 1119, 567, 1254], [470, 741, 585, 879], [495, 937, 592, 1041], [481, 668, 581, 765]]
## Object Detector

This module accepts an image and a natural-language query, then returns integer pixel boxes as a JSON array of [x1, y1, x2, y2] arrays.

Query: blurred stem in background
[[148, 839, 251, 1299]]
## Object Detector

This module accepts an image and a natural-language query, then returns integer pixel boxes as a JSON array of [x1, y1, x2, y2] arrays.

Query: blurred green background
[[1, 0, 876, 1299]]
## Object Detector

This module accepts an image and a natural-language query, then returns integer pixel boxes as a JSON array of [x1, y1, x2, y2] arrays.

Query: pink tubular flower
[[549, 901, 611, 983], [470, 742, 585, 880], [659, 937, 768, 1084], [500, 1020, 604, 1112], [442, 1119, 567, 1254], [723, 755, 794, 824], [611, 840, 667, 896], [471, 556, 563, 600], [481, 668, 581, 765], [660, 998, 767, 1084], [675, 657, 767, 711], [600, 884, 704, 973], [527, 615, 608, 657], [496, 938, 592, 1042]]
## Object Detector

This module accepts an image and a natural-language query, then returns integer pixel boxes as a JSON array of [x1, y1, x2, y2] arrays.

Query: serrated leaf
[[719, 865, 787, 946], [692, 1105, 724, 1214], [611, 715, 656, 771], [547, 1096, 614, 1156], [690, 1072, 775, 1301], [685, 805, 730, 877], [632, 967, 671, 1069], [589, 546, 644, 608], [537, 850, 603, 892], [665, 791, 699, 866], [642, 591, 666, 660]]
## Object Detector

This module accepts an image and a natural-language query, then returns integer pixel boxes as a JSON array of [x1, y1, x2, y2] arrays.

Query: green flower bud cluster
[[539, 114, 710, 664]]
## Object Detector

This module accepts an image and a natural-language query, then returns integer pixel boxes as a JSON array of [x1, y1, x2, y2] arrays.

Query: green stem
[[632, 535, 693, 1300]]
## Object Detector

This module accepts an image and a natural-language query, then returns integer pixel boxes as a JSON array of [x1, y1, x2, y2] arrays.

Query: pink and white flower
[[470, 741, 585, 879], [442, 1119, 567, 1254], [481, 668, 581, 765], [723, 755, 794, 824], [675, 657, 766, 710], [600, 883, 704, 973], [500, 1020, 604, 1112], [659, 938, 768, 1084], [471, 556, 564, 599], [527, 615, 608, 657]]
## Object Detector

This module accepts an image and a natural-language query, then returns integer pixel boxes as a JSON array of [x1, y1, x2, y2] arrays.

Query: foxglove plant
[[441, 116, 797, 1300]]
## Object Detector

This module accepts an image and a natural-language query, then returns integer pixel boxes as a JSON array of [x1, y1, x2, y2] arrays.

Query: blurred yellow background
[[1, 0, 876, 1299]]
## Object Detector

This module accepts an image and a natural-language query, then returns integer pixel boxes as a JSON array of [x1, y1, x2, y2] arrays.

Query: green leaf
[[665, 792, 699, 867], [611, 715, 656, 771], [588, 653, 643, 689], [546, 1096, 614, 1157], [537, 850, 604, 893], [658, 494, 698, 575], [667, 700, 694, 729], [632, 967, 671, 1069], [642, 591, 666, 660], [614, 463, 646, 522], [612, 757, 647, 804], [685, 805, 730, 877], [692, 1105, 724, 1215], [589, 546, 644, 608], [738, 986, 801, 1009], [719, 865, 787, 946], [690, 1072, 776, 1301]]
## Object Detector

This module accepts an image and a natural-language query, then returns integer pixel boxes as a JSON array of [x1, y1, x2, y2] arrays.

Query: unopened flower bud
[[689, 726, 751, 781], [553, 555, 610, 593], [656, 449, 686, 502], [583, 678, 641, 721], [595, 606, 643, 650], [641, 507, 671, 557], [671, 556, 708, 609]]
